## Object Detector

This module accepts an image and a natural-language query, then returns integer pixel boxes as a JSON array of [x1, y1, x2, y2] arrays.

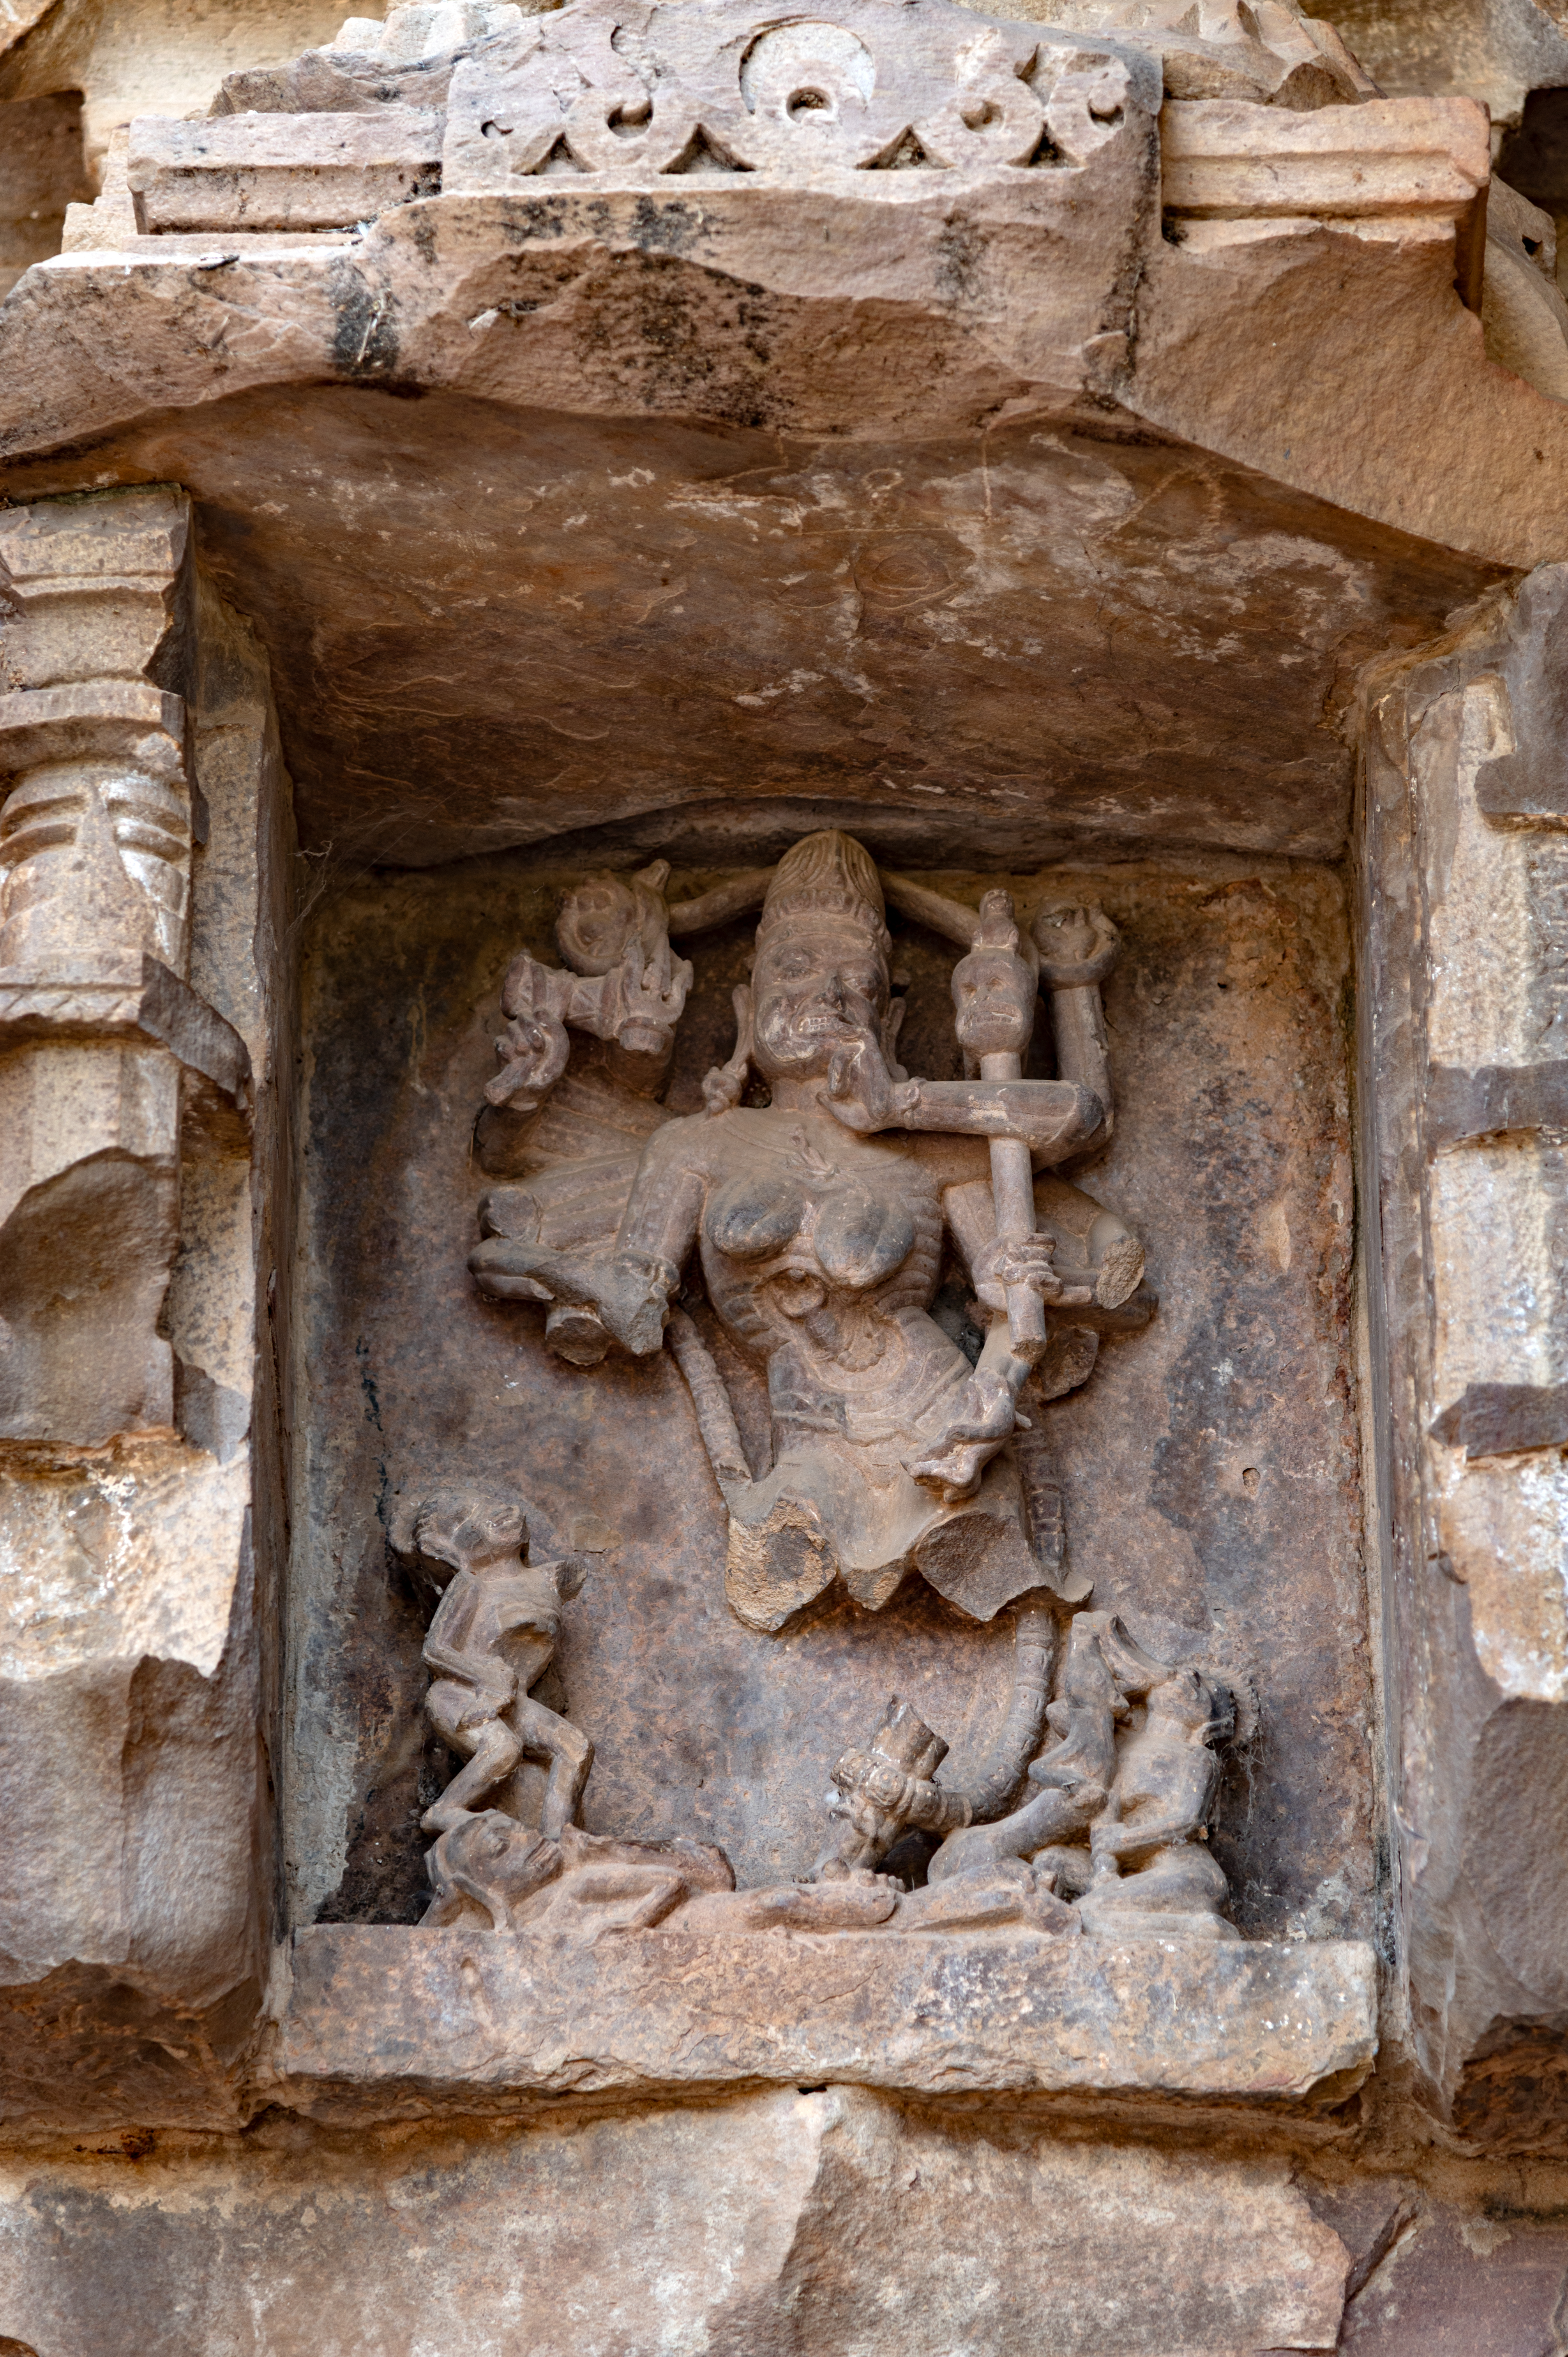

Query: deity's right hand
[[971, 1231, 1065, 1313], [824, 1037, 923, 1133], [468, 1240, 675, 1356]]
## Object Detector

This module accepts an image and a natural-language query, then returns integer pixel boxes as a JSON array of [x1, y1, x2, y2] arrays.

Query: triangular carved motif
[[865, 125, 941, 170], [664, 124, 753, 175], [532, 133, 588, 175], [1020, 124, 1063, 168]]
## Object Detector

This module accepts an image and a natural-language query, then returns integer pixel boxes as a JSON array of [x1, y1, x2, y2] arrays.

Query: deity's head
[[750, 830, 892, 1083]]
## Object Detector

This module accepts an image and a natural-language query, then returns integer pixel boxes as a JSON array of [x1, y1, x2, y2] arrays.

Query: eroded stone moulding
[[1361, 573, 1568, 2152], [0, 486, 293, 2130]]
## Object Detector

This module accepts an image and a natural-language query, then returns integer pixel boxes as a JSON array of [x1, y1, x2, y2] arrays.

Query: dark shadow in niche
[[314, 1538, 466, 1927], [0, 90, 91, 302], [1500, 87, 1568, 218]]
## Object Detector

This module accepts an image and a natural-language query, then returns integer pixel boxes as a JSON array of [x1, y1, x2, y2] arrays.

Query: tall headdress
[[755, 830, 890, 957]]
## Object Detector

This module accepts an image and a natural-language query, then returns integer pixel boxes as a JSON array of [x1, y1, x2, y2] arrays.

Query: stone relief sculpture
[[396, 1488, 1243, 1941], [925, 1611, 1244, 1941], [388, 831, 1248, 1947], [391, 1484, 596, 1929], [394, 1486, 593, 1841], [470, 832, 1148, 1634]]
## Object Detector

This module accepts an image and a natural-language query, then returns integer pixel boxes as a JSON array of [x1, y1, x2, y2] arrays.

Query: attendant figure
[[393, 1484, 592, 1842]]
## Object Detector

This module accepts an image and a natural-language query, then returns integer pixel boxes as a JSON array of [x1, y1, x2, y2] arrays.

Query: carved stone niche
[[11, 0, 1568, 2159], [277, 827, 1377, 2121]]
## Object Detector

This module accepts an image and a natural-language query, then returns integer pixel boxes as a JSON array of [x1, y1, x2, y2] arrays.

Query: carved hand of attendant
[[456, 1670, 518, 1730], [486, 1009, 570, 1110], [970, 1231, 1066, 1314], [823, 1036, 923, 1133], [1033, 903, 1119, 989]]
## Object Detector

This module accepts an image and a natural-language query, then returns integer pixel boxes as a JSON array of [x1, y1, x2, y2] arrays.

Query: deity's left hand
[[486, 1009, 570, 1110], [824, 1037, 923, 1133]]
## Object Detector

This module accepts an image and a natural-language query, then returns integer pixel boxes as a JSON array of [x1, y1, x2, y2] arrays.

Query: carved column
[[0, 489, 249, 1440], [0, 489, 288, 2129], [1361, 568, 1568, 2146]]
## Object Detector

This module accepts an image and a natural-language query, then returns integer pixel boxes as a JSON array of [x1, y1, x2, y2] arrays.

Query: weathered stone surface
[[129, 107, 443, 233], [0, 89, 90, 301], [273, 1925, 1376, 2114], [989, 0, 1372, 108], [2, 397, 1506, 873], [0, 2088, 1354, 2357], [0, 1428, 264, 2131], [0, 0, 364, 182], [0, 499, 299, 2129], [1161, 93, 1489, 221], [1316, 0, 1568, 129], [1337, 2186, 1568, 2352], [1359, 571, 1568, 2151], [1477, 177, 1568, 404]]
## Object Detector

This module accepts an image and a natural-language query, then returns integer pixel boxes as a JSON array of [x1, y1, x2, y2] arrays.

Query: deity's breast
[[696, 1107, 944, 1336]]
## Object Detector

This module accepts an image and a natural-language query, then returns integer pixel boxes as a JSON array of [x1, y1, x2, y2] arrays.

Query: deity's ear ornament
[[703, 984, 756, 1115]]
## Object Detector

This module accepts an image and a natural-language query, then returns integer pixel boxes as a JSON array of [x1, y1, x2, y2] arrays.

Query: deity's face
[[750, 915, 890, 1083]]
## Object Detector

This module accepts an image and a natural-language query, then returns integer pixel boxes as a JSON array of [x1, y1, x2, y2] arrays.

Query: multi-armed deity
[[395, 833, 1245, 1943], [470, 833, 1144, 1623]]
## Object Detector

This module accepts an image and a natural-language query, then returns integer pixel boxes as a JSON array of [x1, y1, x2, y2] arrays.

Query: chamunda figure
[[470, 829, 1150, 1636], [392, 1484, 593, 1844]]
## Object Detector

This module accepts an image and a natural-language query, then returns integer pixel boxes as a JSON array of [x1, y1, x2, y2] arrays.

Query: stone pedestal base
[[272, 1926, 1377, 2121]]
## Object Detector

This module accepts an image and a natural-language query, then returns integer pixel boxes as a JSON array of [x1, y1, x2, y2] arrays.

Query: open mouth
[[794, 1011, 865, 1036]]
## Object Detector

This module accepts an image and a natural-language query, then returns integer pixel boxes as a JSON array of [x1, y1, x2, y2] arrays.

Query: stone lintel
[[1160, 94, 1489, 221], [275, 1926, 1377, 2118], [129, 109, 443, 235]]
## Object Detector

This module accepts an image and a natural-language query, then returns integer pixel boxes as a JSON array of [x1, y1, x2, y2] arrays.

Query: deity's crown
[[758, 829, 890, 956]]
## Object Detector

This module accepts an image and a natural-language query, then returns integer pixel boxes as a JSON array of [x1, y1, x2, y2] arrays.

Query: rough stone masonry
[[4, 0, 1568, 2351]]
